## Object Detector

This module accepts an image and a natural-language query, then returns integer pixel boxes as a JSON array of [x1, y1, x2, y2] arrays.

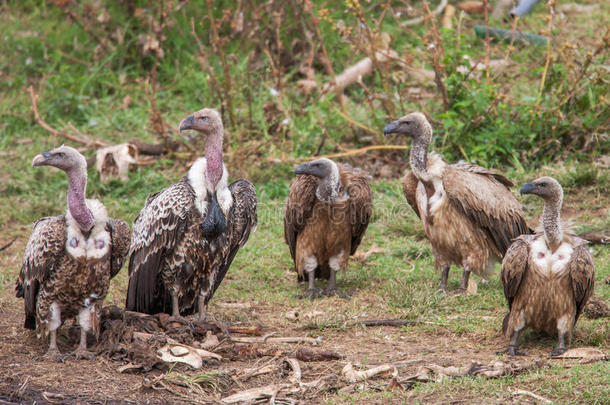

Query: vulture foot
[[454, 287, 467, 296], [496, 345, 528, 356], [165, 315, 191, 326], [324, 288, 353, 300], [42, 347, 63, 362], [71, 348, 96, 360], [550, 347, 567, 357], [295, 288, 324, 301]]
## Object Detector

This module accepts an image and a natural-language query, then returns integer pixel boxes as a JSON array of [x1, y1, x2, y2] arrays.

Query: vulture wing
[[283, 175, 318, 263], [125, 179, 195, 314], [443, 164, 529, 256], [16, 215, 66, 329], [346, 172, 373, 255], [500, 235, 530, 310], [107, 219, 131, 279], [204, 179, 257, 304], [402, 170, 420, 219], [568, 243, 595, 323]]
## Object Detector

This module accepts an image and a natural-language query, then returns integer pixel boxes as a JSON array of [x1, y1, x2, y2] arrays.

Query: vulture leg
[[438, 264, 450, 293], [197, 294, 208, 322], [72, 327, 95, 360], [496, 324, 528, 356], [167, 290, 189, 323], [295, 256, 323, 301], [550, 333, 567, 357], [324, 252, 352, 300], [43, 329, 62, 362], [455, 265, 472, 295]]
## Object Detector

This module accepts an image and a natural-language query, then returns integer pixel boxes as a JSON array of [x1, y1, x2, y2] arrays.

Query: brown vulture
[[284, 158, 372, 299], [15, 145, 131, 361], [499, 177, 595, 356], [383, 112, 529, 294], [125, 108, 257, 320]]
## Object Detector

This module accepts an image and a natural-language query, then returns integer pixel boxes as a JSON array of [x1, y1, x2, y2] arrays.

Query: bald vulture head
[[32, 145, 87, 173], [294, 158, 336, 179], [179, 108, 223, 135], [383, 112, 432, 143], [520, 176, 563, 204]]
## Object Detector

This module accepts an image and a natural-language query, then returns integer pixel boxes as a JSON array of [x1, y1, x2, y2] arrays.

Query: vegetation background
[[0, 0, 608, 403]]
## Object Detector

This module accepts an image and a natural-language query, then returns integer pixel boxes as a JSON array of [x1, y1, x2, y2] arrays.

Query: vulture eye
[[404, 121, 411, 126], [539, 182, 547, 187], [198, 116, 209, 122], [56, 152, 65, 158]]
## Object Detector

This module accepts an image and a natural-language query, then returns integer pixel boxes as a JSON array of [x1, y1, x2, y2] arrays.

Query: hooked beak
[[520, 182, 536, 195], [32, 152, 51, 167], [179, 115, 195, 132], [294, 162, 311, 176], [383, 120, 400, 135]]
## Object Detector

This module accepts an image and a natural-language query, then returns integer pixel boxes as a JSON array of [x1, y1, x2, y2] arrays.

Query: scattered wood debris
[[551, 347, 608, 363], [295, 347, 345, 362], [231, 334, 320, 346], [352, 243, 384, 263], [342, 362, 397, 383], [512, 389, 552, 404]]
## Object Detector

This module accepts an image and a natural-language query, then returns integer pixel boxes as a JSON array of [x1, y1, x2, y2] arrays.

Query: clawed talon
[[167, 315, 190, 325], [42, 348, 63, 362], [294, 288, 324, 301], [324, 288, 352, 300], [550, 348, 566, 357], [496, 346, 528, 356]]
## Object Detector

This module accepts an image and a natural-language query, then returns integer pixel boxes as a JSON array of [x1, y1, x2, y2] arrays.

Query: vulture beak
[[520, 182, 536, 195], [294, 162, 310, 176], [179, 115, 195, 132], [383, 120, 400, 135], [32, 152, 51, 167]]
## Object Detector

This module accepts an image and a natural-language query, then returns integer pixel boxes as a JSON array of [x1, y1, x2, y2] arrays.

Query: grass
[[0, 0, 608, 403]]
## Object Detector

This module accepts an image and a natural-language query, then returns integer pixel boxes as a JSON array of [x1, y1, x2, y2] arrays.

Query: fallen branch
[[512, 389, 552, 404], [342, 362, 397, 383], [0, 237, 17, 252], [221, 384, 291, 404], [401, 0, 448, 26], [357, 319, 421, 327], [577, 230, 608, 245], [28, 86, 94, 146], [322, 49, 398, 94], [295, 347, 345, 362], [231, 335, 320, 346]]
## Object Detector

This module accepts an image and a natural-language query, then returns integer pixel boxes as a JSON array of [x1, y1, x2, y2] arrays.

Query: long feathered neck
[[409, 127, 433, 184], [205, 128, 224, 188], [316, 163, 341, 202], [541, 193, 563, 251], [66, 167, 94, 232]]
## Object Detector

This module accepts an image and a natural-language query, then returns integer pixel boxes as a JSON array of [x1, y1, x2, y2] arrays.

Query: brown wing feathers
[[16, 216, 67, 329], [345, 169, 372, 254], [568, 244, 595, 323], [443, 165, 530, 256], [284, 175, 318, 263]]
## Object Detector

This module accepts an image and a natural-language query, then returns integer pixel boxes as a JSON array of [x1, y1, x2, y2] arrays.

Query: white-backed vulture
[[125, 108, 257, 320], [383, 112, 530, 294], [15, 145, 131, 360], [500, 177, 595, 356], [284, 158, 372, 299]]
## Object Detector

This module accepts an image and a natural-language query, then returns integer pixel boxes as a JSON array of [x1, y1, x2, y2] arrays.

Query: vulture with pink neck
[[15, 145, 131, 361], [125, 108, 257, 320], [499, 177, 595, 356], [384, 112, 530, 294]]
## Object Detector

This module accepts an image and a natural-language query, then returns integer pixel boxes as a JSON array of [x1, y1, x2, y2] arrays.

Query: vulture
[[284, 158, 372, 299], [383, 112, 529, 294], [500, 177, 595, 356], [15, 145, 130, 361], [125, 108, 257, 320]]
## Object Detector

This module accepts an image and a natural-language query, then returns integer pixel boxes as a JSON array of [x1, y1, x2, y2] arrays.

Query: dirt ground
[[1, 291, 605, 405]]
